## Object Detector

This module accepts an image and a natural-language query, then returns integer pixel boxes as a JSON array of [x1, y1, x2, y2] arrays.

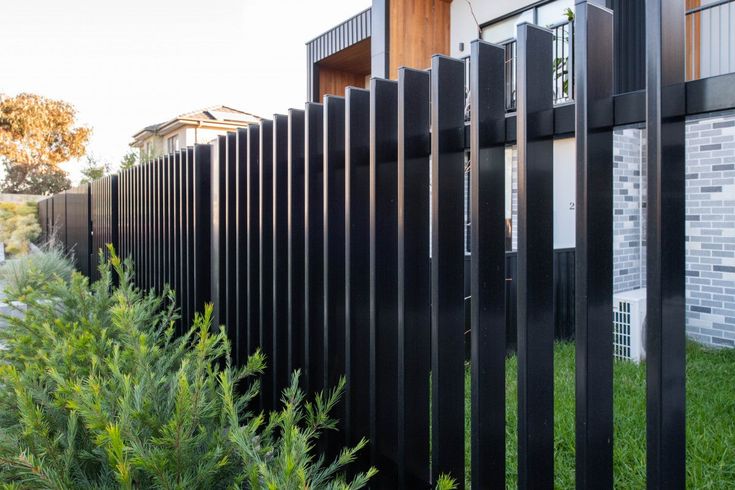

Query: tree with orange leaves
[[0, 93, 90, 194]]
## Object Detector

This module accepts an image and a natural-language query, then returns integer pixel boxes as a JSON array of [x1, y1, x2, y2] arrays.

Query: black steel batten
[[430, 55, 466, 486], [171, 152, 181, 334], [259, 120, 275, 410], [273, 114, 290, 402], [185, 147, 196, 327], [396, 67, 431, 488], [287, 109, 306, 376], [516, 23, 555, 489], [236, 130, 249, 365], [574, 2, 615, 488], [323, 96, 347, 420], [211, 136, 227, 328], [246, 126, 261, 357], [304, 103, 325, 394], [226, 133, 238, 344], [646, 0, 687, 488], [369, 77, 399, 486], [469, 40, 507, 490], [193, 144, 212, 320], [344, 87, 371, 472]]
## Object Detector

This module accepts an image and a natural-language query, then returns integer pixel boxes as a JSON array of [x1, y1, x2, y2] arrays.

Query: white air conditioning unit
[[613, 288, 647, 363]]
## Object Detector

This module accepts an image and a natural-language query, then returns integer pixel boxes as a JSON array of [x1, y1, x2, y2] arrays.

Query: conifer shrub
[[0, 248, 375, 489]]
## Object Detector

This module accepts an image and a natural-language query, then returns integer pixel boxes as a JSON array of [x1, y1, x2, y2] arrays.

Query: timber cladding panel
[[389, 0, 451, 79]]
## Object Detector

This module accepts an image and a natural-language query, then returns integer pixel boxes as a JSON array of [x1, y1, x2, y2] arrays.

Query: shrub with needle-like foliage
[[0, 247, 376, 489]]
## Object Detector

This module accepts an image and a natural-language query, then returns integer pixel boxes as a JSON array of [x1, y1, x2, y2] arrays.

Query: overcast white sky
[[0, 0, 370, 183]]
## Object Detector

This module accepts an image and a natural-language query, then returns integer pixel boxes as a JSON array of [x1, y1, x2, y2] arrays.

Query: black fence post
[[515, 23, 554, 489], [396, 67, 431, 488], [193, 144, 212, 317], [287, 109, 306, 377], [304, 102, 324, 395], [226, 133, 238, 344], [344, 86, 371, 469], [323, 95, 347, 404], [246, 126, 261, 357], [212, 136, 227, 329], [369, 77, 399, 486], [184, 147, 196, 327], [236, 129, 249, 366], [430, 54, 466, 486], [259, 120, 275, 410], [646, 0, 686, 488], [273, 114, 290, 400], [574, 3, 615, 489], [469, 39, 507, 490]]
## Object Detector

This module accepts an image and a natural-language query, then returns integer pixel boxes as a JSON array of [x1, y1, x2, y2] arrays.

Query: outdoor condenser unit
[[613, 288, 647, 363]]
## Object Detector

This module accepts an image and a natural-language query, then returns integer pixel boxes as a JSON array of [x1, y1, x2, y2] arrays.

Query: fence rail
[[38, 2, 689, 488]]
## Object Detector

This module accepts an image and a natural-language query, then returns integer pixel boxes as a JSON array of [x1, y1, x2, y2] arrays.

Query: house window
[[167, 135, 179, 154]]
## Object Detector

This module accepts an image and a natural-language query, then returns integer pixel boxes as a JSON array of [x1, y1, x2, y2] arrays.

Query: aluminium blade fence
[[37, 2, 687, 488]]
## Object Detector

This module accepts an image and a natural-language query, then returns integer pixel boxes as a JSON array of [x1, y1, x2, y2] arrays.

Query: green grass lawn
[[463, 342, 735, 488]]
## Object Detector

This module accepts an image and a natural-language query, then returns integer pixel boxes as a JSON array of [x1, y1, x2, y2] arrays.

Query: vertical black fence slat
[[273, 114, 290, 399], [304, 103, 324, 395], [287, 109, 306, 377], [162, 155, 169, 292], [193, 144, 212, 317], [396, 67, 431, 488], [157, 156, 164, 293], [180, 149, 189, 327], [469, 39, 507, 490], [646, 0, 686, 488], [259, 120, 275, 410], [323, 95, 346, 403], [430, 54, 466, 486], [574, 3, 615, 489], [344, 87, 371, 469], [185, 147, 196, 327], [236, 129, 249, 366], [132, 165, 138, 287], [369, 77, 399, 486], [247, 126, 261, 357], [516, 23, 554, 489], [172, 151, 181, 333], [212, 136, 227, 328], [226, 133, 238, 341]]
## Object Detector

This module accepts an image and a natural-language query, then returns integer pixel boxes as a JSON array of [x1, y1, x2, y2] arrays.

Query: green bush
[[0, 249, 375, 489], [0, 202, 41, 256], [0, 242, 74, 298]]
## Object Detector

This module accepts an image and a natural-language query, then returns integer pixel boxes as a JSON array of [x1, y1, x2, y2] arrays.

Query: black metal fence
[[37, 2, 690, 488]]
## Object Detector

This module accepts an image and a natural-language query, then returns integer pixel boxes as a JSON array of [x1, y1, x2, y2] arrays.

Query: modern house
[[130, 105, 261, 159], [307, 0, 735, 348]]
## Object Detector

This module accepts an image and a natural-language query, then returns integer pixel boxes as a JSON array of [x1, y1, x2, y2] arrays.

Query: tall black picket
[[287, 109, 306, 376], [469, 39, 507, 490], [323, 96, 347, 402], [646, 0, 687, 488], [259, 120, 275, 409], [226, 132, 238, 337], [344, 86, 371, 469], [516, 23, 554, 489], [430, 55, 466, 485], [304, 102, 324, 394], [273, 114, 290, 401], [246, 126, 261, 357], [236, 129, 249, 365], [369, 77, 399, 486], [574, 3, 615, 488], [396, 67, 431, 488]]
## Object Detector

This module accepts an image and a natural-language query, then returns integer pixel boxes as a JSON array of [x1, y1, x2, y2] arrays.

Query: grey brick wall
[[684, 109, 735, 347], [613, 126, 647, 293], [611, 110, 735, 348]]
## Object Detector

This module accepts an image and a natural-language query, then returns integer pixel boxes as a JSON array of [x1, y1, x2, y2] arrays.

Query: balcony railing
[[504, 20, 574, 111], [686, 0, 735, 80]]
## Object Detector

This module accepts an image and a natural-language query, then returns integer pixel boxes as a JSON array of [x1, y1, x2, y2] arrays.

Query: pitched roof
[[131, 105, 262, 142]]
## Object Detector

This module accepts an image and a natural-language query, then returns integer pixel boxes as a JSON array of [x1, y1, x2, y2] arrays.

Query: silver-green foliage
[[0, 249, 375, 489]]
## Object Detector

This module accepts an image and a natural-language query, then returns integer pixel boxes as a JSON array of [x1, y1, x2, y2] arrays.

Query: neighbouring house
[[307, 0, 735, 348], [130, 105, 261, 159]]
